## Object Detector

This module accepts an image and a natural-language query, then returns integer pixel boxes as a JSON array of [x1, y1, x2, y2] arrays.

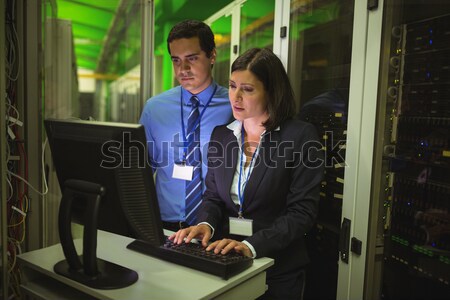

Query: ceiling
[[55, 0, 334, 75], [56, 0, 121, 72], [56, 0, 234, 75]]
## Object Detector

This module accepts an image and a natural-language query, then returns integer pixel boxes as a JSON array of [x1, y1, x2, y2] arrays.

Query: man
[[139, 20, 232, 232]]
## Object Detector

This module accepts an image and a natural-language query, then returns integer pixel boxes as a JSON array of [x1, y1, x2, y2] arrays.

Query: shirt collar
[[181, 81, 217, 106], [226, 119, 280, 139]]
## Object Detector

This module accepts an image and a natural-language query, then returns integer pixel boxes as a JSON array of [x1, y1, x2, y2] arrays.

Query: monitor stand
[[54, 179, 138, 289]]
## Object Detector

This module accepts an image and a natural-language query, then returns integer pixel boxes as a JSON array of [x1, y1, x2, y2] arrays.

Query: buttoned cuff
[[197, 222, 215, 238], [242, 240, 257, 258]]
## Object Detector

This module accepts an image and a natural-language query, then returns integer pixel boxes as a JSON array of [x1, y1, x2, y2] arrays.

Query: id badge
[[172, 162, 194, 180], [229, 217, 253, 236]]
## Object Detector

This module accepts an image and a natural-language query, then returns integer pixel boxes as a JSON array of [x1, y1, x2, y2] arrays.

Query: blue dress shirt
[[139, 82, 232, 222]]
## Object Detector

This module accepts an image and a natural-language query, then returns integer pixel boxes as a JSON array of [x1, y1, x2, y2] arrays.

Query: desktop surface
[[18, 230, 274, 300]]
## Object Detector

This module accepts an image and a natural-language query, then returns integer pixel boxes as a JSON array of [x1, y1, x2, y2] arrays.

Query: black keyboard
[[127, 238, 253, 279]]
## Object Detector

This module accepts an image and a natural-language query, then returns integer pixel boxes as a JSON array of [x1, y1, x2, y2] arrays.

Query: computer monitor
[[44, 118, 165, 289]]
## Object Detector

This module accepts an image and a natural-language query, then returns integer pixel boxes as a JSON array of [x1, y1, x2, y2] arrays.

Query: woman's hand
[[206, 239, 253, 258], [168, 224, 212, 247]]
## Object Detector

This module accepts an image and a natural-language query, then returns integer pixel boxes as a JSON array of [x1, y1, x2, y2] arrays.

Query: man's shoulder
[[213, 84, 229, 101], [145, 86, 180, 107], [215, 84, 229, 95]]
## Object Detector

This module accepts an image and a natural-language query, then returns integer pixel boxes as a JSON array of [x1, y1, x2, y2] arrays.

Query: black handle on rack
[[339, 218, 351, 264]]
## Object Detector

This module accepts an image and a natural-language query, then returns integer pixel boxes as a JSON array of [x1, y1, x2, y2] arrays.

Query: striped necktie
[[185, 96, 202, 225]]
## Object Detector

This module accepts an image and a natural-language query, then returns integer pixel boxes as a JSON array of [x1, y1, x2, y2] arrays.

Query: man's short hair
[[167, 20, 215, 58]]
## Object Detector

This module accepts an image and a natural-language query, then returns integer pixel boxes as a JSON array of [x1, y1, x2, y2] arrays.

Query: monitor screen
[[44, 118, 165, 289]]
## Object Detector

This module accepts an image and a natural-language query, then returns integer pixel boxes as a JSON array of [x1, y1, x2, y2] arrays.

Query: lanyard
[[237, 125, 259, 218], [180, 85, 217, 145]]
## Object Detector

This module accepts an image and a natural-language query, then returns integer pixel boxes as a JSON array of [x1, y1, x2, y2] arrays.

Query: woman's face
[[229, 70, 269, 124]]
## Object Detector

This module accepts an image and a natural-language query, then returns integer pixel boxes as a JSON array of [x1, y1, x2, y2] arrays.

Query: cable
[[6, 96, 20, 122], [5, 0, 20, 82], [6, 176, 14, 202], [7, 172, 48, 196], [5, 138, 49, 196], [5, 1, 24, 299]]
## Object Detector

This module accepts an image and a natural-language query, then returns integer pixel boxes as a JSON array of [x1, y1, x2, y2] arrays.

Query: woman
[[170, 48, 323, 299]]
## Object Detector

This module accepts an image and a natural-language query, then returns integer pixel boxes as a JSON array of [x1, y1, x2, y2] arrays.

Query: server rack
[[371, 2, 450, 299]]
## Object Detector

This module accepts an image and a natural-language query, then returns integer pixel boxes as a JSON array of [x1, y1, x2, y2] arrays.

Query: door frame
[[337, 0, 385, 299]]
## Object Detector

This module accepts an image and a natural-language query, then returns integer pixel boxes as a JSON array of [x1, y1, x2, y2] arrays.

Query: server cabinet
[[369, 0, 450, 299], [285, 0, 450, 298], [285, 0, 355, 299]]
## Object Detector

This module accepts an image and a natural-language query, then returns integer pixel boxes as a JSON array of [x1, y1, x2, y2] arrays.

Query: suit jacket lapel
[[222, 130, 239, 205], [243, 130, 281, 209]]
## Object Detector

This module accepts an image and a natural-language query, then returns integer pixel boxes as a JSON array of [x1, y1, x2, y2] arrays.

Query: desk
[[18, 230, 274, 300]]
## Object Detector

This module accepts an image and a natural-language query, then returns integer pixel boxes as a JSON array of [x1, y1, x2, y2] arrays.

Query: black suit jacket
[[198, 119, 324, 276]]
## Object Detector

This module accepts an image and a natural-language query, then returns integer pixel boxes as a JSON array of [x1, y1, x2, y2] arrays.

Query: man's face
[[169, 37, 216, 95]]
